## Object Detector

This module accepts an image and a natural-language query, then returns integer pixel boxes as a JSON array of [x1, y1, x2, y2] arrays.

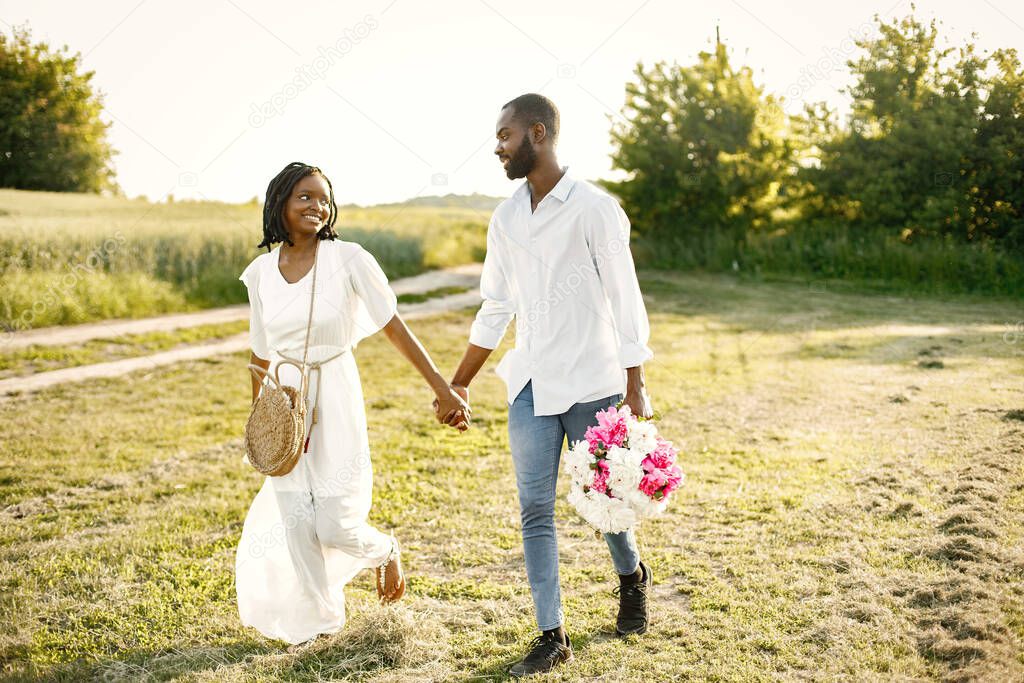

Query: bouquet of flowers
[[564, 405, 683, 533]]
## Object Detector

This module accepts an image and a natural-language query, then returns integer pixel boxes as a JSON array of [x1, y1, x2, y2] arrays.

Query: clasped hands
[[431, 380, 651, 433], [433, 383, 471, 432]]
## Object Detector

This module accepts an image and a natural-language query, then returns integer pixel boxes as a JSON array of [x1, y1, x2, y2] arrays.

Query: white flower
[[605, 445, 643, 498], [600, 495, 639, 533], [626, 419, 658, 454], [568, 488, 637, 534], [626, 487, 668, 518], [567, 487, 587, 513], [612, 497, 639, 532], [569, 488, 602, 527], [564, 440, 594, 486]]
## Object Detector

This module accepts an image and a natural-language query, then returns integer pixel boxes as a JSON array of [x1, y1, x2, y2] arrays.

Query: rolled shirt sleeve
[[469, 216, 516, 350], [239, 261, 271, 360], [587, 196, 654, 369]]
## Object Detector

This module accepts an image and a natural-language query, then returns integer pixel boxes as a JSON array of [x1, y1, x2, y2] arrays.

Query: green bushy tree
[[0, 26, 117, 193], [970, 49, 1024, 249], [801, 13, 1023, 248], [606, 38, 791, 264]]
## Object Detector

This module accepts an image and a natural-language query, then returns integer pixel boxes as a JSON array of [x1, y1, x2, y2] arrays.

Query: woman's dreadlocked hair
[[257, 162, 339, 251]]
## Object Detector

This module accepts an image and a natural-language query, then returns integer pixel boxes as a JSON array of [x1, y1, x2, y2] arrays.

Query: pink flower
[[641, 453, 666, 472], [662, 465, 684, 495], [591, 459, 611, 494], [642, 440, 677, 472], [655, 437, 677, 459], [638, 469, 668, 497], [584, 406, 629, 450]]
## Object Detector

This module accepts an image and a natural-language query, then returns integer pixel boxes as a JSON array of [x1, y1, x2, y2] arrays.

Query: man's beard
[[505, 138, 537, 180]]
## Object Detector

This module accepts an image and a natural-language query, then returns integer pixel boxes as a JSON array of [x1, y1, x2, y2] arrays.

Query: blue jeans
[[508, 381, 641, 631]]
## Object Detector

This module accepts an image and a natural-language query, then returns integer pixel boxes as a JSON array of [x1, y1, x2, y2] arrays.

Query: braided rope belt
[[278, 346, 350, 452]]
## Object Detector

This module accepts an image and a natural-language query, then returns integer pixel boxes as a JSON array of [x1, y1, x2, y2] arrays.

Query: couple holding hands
[[236, 93, 655, 677]]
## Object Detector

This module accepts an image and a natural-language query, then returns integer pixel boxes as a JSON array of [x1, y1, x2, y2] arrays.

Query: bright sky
[[2, 0, 1022, 205]]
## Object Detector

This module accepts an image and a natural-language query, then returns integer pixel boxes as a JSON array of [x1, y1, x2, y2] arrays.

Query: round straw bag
[[243, 241, 320, 476], [244, 359, 308, 476]]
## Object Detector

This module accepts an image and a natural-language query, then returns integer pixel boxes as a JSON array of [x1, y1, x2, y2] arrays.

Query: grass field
[[2, 273, 1023, 681], [0, 189, 490, 330]]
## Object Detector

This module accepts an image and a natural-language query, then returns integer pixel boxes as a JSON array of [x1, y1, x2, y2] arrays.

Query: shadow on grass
[[14, 639, 275, 682], [25, 623, 449, 682], [788, 330, 1021, 365], [467, 628, 622, 681]]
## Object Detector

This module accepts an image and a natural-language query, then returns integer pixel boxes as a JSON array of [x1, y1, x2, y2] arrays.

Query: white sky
[[2, 0, 1022, 205]]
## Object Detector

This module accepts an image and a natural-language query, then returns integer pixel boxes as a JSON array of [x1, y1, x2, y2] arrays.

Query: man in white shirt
[[442, 94, 655, 677]]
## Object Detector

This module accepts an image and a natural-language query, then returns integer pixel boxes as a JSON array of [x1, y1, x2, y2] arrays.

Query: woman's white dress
[[235, 239, 397, 645]]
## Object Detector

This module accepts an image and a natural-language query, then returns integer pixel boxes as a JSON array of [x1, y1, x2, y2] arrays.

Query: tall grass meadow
[[0, 189, 487, 330]]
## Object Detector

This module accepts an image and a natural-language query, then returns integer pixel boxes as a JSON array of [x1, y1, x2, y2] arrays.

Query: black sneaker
[[508, 632, 573, 677], [614, 561, 652, 636]]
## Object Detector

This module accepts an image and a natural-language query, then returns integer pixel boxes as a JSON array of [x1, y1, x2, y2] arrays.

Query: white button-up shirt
[[469, 168, 653, 416]]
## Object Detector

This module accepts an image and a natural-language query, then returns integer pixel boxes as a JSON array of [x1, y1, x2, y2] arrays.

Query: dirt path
[[0, 267, 482, 397], [3, 263, 482, 351]]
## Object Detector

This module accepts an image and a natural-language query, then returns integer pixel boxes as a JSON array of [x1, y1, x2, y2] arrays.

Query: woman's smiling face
[[282, 173, 332, 239]]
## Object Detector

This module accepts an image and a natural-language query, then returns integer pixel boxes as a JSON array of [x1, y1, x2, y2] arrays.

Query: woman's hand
[[249, 352, 271, 405], [380, 314, 471, 432], [434, 385, 471, 431]]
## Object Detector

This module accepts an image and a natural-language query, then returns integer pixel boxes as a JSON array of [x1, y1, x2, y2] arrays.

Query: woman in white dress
[[235, 162, 469, 647]]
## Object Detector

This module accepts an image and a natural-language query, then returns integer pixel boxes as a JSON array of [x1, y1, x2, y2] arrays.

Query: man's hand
[[448, 384, 469, 429], [440, 344, 491, 431], [624, 365, 654, 419], [433, 384, 471, 431], [623, 386, 654, 419]]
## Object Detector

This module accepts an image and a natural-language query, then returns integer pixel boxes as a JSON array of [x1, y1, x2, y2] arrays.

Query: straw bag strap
[[279, 346, 350, 427], [296, 240, 322, 455], [257, 241, 320, 398], [257, 242, 321, 402], [299, 240, 321, 376]]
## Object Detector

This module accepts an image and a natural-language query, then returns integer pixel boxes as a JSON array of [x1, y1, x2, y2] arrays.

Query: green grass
[[0, 189, 488, 330], [2, 274, 1023, 681], [396, 286, 472, 305]]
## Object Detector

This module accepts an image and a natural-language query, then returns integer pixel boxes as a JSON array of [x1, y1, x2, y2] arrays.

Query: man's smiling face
[[494, 106, 537, 180]]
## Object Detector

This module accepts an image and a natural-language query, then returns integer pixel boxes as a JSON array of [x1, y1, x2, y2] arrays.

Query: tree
[[969, 48, 1024, 248], [803, 15, 975, 236], [800, 12, 1024, 248], [0, 26, 117, 193], [606, 37, 791, 264]]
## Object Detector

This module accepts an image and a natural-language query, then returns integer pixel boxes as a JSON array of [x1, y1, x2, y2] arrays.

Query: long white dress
[[235, 239, 398, 645]]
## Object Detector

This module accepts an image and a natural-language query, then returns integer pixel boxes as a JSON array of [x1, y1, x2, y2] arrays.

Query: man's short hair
[[503, 93, 559, 143]]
